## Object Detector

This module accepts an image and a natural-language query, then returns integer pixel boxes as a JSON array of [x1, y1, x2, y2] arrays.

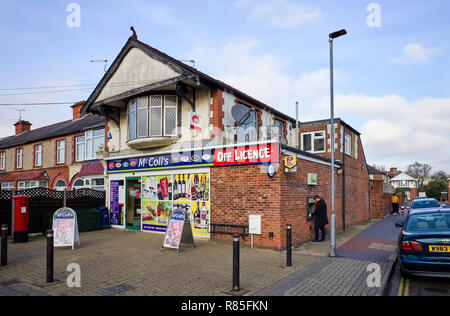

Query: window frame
[[128, 94, 179, 141], [301, 131, 326, 154], [34, 143, 43, 167], [344, 133, 352, 156], [56, 139, 66, 165], [0, 151, 5, 170], [16, 148, 23, 169], [1, 182, 13, 191], [18, 180, 47, 190]]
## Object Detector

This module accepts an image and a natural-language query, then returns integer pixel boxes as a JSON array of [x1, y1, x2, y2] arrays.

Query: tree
[[405, 162, 432, 189], [431, 171, 449, 183], [424, 180, 447, 201]]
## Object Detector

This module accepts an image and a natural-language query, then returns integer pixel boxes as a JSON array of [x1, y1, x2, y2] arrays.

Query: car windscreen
[[411, 200, 441, 209], [405, 213, 450, 232]]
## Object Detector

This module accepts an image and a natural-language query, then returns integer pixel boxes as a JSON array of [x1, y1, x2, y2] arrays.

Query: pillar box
[[12, 195, 31, 243]]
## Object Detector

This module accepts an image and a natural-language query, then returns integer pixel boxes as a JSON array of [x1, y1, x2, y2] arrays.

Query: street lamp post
[[329, 29, 347, 257]]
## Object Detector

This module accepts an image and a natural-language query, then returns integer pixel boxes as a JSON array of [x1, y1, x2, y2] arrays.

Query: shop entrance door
[[125, 177, 142, 231]]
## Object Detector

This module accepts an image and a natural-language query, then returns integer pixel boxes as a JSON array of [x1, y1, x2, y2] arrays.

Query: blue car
[[397, 209, 450, 278]]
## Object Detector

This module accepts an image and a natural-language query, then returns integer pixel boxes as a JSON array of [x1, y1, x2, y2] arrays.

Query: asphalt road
[[386, 262, 450, 296]]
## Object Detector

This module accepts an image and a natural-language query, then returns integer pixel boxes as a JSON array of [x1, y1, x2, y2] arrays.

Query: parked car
[[409, 198, 442, 213], [396, 209, 450, 278]]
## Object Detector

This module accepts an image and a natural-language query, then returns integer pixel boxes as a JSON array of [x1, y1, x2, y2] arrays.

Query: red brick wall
[[210, 89, 225, 138], [209, 152, 373, 250], [370, 179, 391, 219]]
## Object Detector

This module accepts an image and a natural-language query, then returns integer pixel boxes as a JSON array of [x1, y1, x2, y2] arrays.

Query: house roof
[[0, 170, 48, 181], [299, 118, 361, 136], [0, 114, 104, 150], [367, 165, 384, 175], [81, 37, 295, 123], [79, 160, 104, 177], [390, 173, 418, 182]]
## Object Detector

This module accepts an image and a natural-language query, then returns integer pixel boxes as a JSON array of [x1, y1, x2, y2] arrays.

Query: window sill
[[127, 136, 179, 149]]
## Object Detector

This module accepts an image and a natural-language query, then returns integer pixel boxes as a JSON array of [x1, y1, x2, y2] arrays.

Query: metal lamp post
[[329, 29, 347, 257]]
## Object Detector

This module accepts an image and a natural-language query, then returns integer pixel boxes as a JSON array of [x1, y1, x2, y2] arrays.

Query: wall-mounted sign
[[189, 112, 202, 131], [249, 214, 262, 235], [52, 207, 80, 250], [110, 180, 120, 225], [307, 173, 318, 186], [267, 163, 276, 178], [284, 156, 297, 173], [107, 143, 280, 174]]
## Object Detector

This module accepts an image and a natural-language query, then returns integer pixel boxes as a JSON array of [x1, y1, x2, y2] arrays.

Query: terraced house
[[80, 30, 372, 250], [0, 102, 106, 192]]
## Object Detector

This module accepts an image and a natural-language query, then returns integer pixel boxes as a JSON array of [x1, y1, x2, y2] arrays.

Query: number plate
[[429, 245, 450, 253]]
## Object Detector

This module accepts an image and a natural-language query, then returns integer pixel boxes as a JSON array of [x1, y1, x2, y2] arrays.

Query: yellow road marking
[[404, 278, 410, 296], [398, 277, 404, 296]]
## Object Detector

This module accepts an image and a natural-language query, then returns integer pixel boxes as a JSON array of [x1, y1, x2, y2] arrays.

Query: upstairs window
[[274, 119, 284, 140], [16, 148, 23, 169], [302, 131, 325, 153], [344, 133, 352, 156], [56, 139, 66, 164], [75, 129, 105, 162], [35, 144, 42, 167], [128, 94, 178, 140], [0, 152, 5, 170]]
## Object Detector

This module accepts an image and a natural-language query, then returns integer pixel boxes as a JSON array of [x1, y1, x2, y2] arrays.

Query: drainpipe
[[342, 127, 346, 230]]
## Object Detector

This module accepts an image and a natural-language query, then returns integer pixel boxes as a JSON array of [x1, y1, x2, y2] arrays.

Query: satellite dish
[[231, 103, 256, 126]]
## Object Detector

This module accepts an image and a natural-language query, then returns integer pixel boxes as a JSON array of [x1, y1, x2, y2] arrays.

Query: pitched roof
[[82, 37, 295, 123], [390, 173, 418, 182], [0, 170, 48, 181], [79, 160, 104, 176], [0, 114, 104, 150], [367, 165, 384, 175]]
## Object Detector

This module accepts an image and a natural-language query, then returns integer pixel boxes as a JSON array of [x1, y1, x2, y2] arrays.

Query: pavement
[[0, 214, 404, 296]]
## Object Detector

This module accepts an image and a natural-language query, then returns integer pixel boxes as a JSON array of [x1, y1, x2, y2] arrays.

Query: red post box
[[13, 195, 31, 243]]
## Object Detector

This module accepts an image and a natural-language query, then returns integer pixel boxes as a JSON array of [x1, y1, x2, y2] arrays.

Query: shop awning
[[79, 160, 104, 177], [0, 170, 49, 181]]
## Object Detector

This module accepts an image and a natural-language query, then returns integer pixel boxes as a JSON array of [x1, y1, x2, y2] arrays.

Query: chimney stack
[[14, 120, 32, 135], [71, 101, 86, 120]]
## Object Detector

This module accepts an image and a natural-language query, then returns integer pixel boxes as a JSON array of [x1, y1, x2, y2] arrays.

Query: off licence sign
[[214, 143, 280, 166]]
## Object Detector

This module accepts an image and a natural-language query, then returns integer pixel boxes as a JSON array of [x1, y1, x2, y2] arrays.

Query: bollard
[[286, 224, 292, 267], [1, 225, 8, 266], [46, 230, 54, 283], [232, 234, 240, 292]]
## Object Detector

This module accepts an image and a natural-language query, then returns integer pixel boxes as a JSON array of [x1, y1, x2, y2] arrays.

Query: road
[[386, 263, 450, 296]]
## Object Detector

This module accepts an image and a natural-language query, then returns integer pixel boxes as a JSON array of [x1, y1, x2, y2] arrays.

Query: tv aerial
[[231, 103, 256, 126]]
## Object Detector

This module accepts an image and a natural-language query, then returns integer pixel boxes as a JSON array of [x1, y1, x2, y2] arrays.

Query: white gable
[[95, 47, 181, 102], [390, 173, 417, 182]]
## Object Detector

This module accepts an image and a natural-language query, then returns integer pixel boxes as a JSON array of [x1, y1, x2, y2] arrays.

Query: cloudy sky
[[0, 0, 449, 173]]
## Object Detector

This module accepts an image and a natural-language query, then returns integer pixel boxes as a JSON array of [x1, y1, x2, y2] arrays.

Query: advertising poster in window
[[190, 172, 210, 238], [142, 175, 173, 232]]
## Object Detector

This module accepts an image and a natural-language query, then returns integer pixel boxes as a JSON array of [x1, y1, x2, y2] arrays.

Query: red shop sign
[[213, 143, 280, 166]]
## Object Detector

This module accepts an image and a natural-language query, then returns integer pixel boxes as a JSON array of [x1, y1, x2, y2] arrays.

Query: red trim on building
[[1, 170, 48, 181], [51, 173, 69, 189]]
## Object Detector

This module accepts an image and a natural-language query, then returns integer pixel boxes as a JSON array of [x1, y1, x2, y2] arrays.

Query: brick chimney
[[71, 101, 86, 120], [14, 120, 32, 135]]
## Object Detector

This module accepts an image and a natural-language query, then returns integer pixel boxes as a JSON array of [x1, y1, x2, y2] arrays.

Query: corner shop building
[[82, 34, 370, 250]]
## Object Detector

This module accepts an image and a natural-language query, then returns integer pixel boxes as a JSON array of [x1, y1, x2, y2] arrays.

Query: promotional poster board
[[52, 207, 80, 249], [163, 209, 195, 253]]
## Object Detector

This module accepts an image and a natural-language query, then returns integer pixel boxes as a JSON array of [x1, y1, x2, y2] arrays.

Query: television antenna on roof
[[90, 59, 108, 73], [10, 108, 26, 121]]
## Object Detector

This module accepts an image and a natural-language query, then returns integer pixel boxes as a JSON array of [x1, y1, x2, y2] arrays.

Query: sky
[[0, 0, 449, 174]]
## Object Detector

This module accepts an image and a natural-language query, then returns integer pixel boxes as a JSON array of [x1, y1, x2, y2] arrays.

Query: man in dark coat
[[310, 195, 329, 242]]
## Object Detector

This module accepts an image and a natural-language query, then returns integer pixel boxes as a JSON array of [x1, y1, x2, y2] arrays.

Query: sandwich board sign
[[162, 209, 195, 253], [52, 207, 80, 250]]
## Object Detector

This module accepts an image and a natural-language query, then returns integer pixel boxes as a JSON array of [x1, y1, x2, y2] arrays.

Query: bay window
[[18, 180, 47, 190], [128, 94, 178, 140], [75, 129, 105, 161], [1, 182, 13, 191]]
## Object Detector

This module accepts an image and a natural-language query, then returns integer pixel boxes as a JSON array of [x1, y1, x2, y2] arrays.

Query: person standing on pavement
[[310, 195, 329, 242], [391, 193, 400, 216]]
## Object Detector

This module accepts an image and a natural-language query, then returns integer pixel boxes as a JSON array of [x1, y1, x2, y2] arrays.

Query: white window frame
[[301, 131, 326, 154], [18, 180, 47, 190], [76, 129, 105, 162], [128, 94, 178, 140], [54, 179, 67, 191], [344, 133, 352, 156], [1, 182, 13, 191], [56, 139, 65, 164], [35, 144, 42, 167], [75, 135, 85, 162], [16, 148, 23, 169], [0, 152, 5, 170]]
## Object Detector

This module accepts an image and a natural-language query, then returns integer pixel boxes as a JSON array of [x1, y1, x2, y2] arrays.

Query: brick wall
[[209, 151, 373, 250], [370, 179, 391, 218]]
